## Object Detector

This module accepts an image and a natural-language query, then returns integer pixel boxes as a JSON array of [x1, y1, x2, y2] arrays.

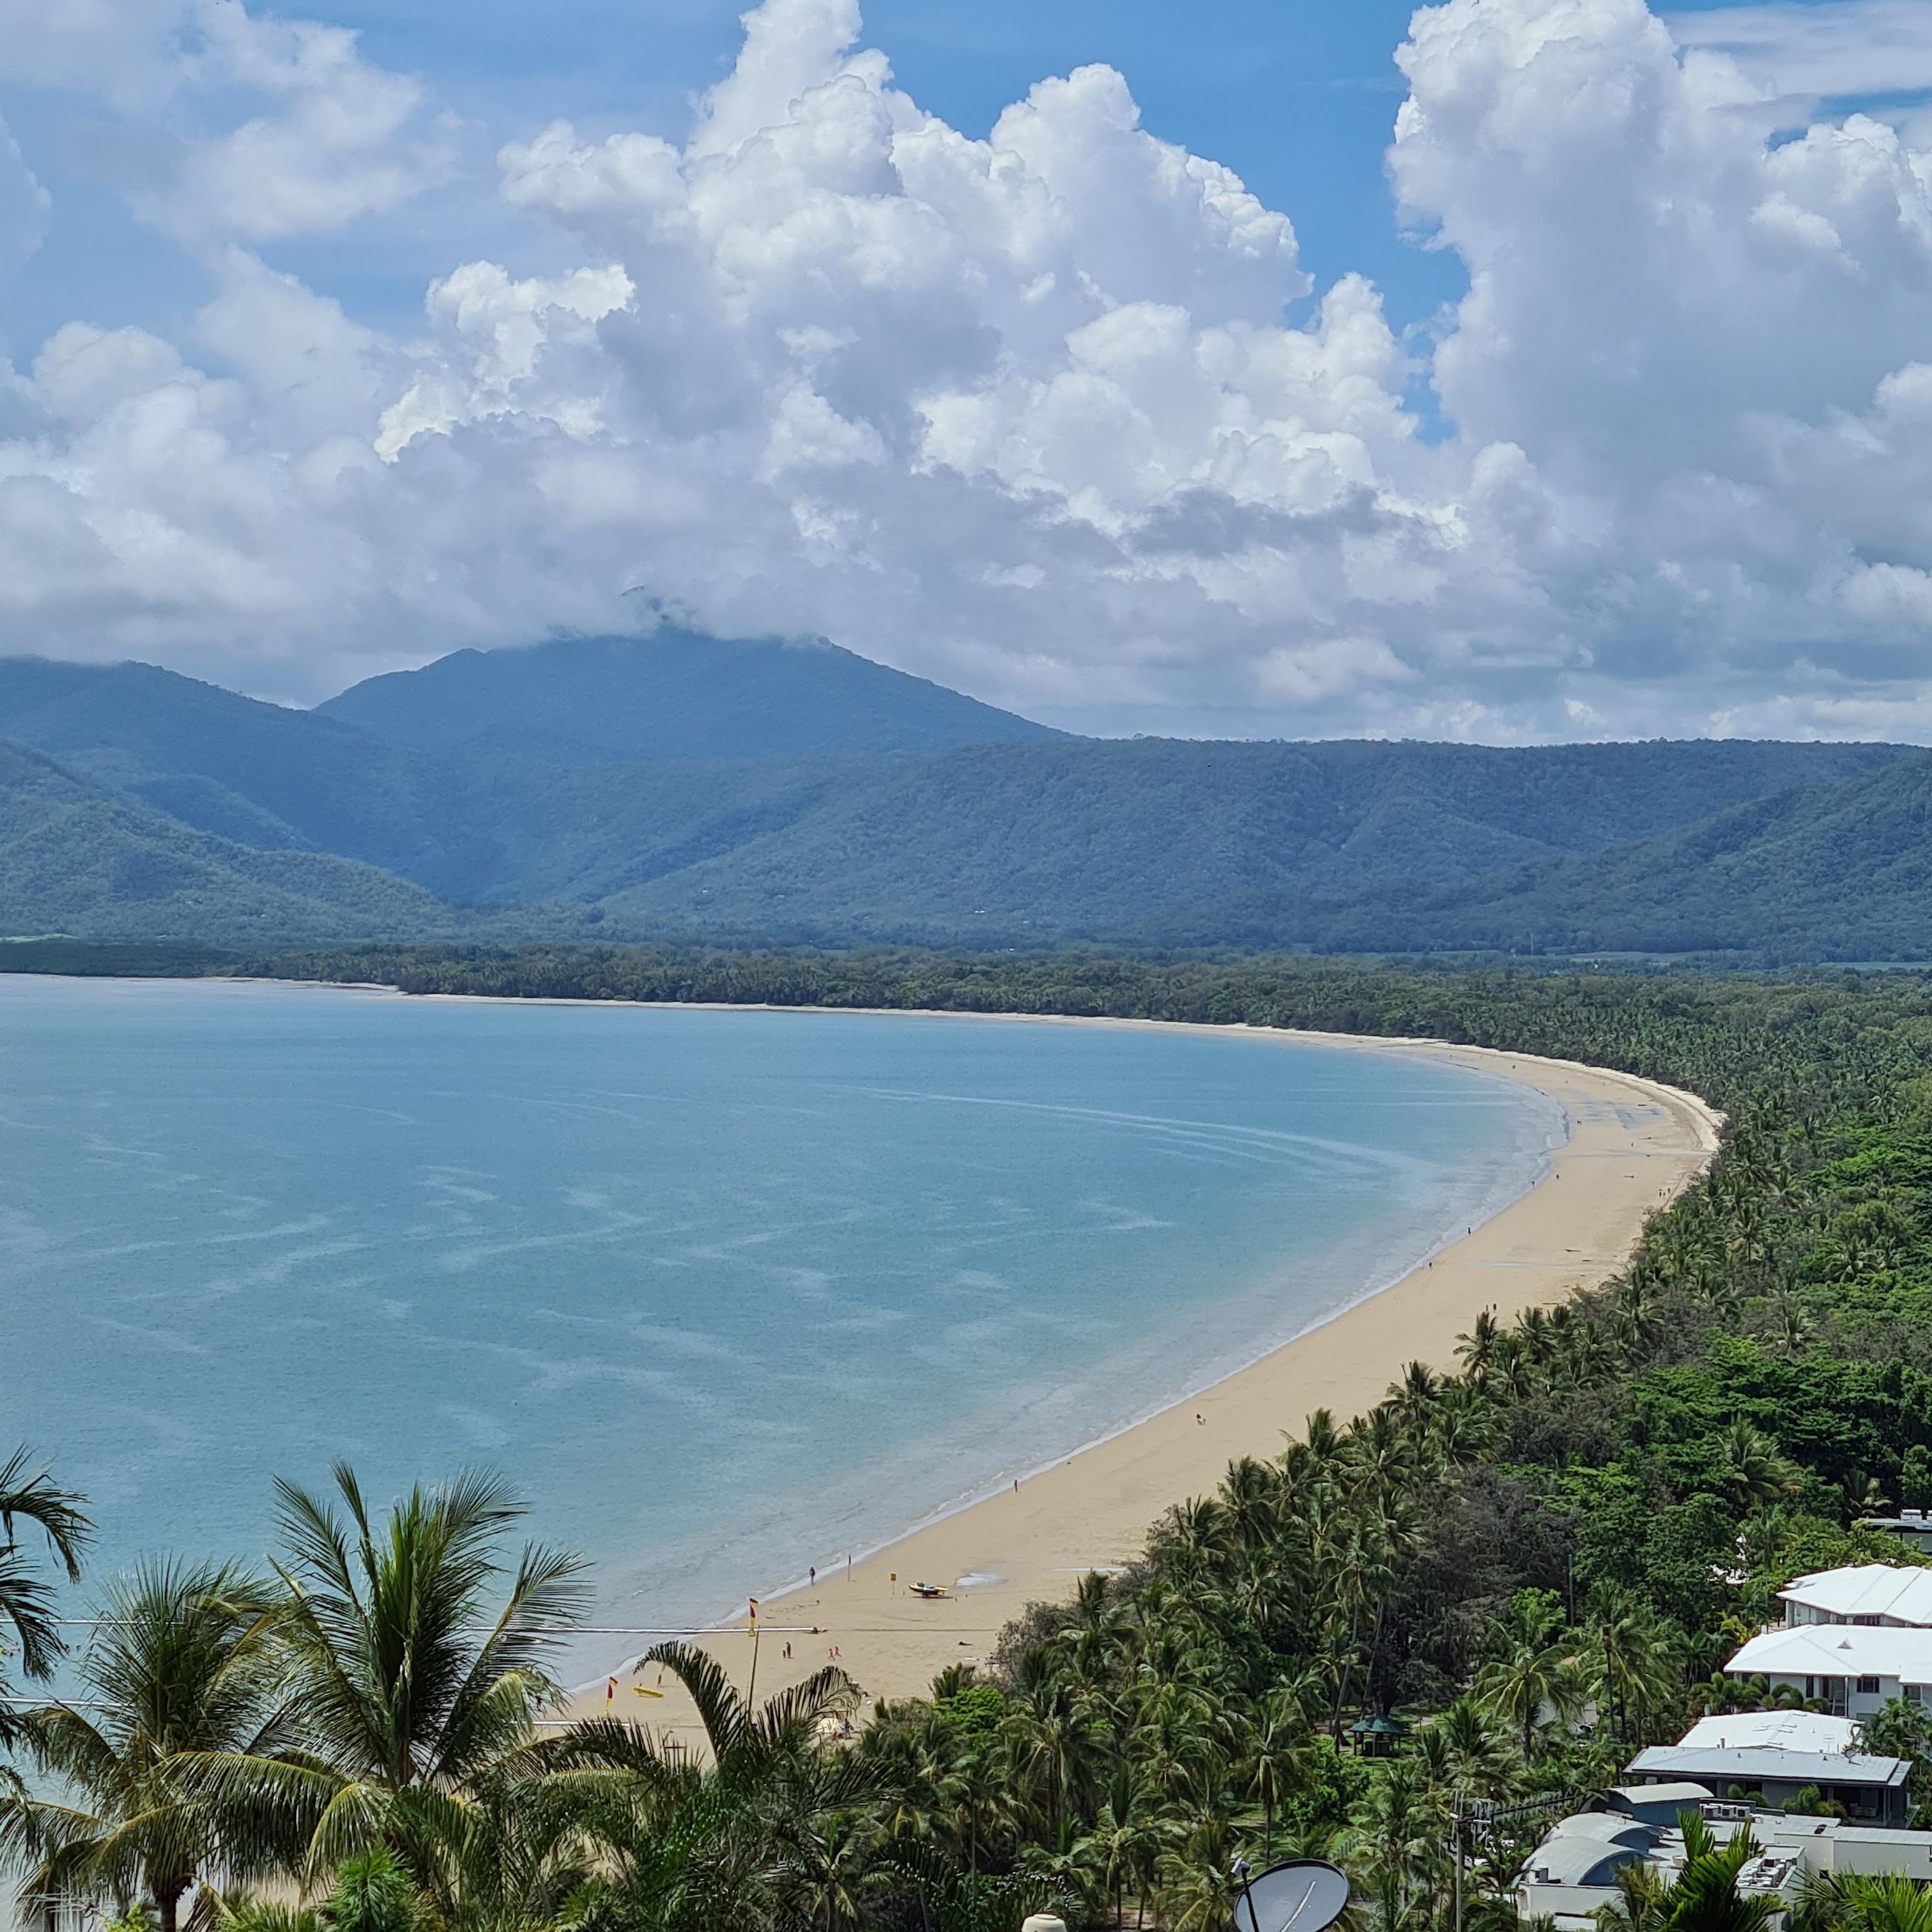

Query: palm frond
[[637, 1642, 750, 1760]]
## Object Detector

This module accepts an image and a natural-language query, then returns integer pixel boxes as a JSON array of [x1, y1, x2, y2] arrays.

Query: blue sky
[[3, 0, 1932, 739], [12, 0, 1861, 351], [6, 0, 1462, 353]]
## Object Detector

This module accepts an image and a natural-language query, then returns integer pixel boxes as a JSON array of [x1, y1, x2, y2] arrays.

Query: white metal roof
[[1781, 1565, 1932, 1626], [1678, 1710, 1861, 1753], [1727, 1624, 1932, 1680]]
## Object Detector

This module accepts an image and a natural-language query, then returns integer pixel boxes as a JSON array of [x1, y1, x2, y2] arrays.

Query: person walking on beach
[[809, 1565, 815, 1585]]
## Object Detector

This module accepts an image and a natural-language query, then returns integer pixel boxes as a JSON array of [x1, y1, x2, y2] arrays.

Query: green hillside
[[1353, 749, 1932, 959], [3, 639, 1931, 957], [0, 743, 458, 944], [591, 737, 1915, 949]]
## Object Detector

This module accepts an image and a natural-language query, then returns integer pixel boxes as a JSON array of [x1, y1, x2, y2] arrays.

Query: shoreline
[[6, 973, 1719, 1718], [6, 976, 1716, 1722], [518, 1003, 1722, 1734]]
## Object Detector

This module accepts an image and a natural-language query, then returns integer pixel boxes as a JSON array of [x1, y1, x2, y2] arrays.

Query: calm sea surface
[[0, 977, 1563, 1671]]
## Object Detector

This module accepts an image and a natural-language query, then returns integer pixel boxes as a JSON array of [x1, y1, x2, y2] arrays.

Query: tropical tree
[[1076, 1765, 1164, 1929], [1712, 1423, 1802, 1514], [1337, 1758, 1441, 1932], [326, 1848, 423, 1932], [1589, 1593, 1686, 1747], [569, 1637, 871, 1932], [0, 1449, 89, 1740], [197, 1465, 590, 1893], [0, 1558, 296, 1932], [1795, 1871, 1932, 1932], [1475, 1594, 1586, 1760]]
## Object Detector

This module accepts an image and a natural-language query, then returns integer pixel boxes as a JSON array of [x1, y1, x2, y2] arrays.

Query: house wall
[[1763, 1671, 1903, 1718]]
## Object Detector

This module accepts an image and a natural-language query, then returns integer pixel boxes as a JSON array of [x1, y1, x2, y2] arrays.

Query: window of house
[[1908, 1685, 1926, 1705], [1858, 1676, 1882, 1695]]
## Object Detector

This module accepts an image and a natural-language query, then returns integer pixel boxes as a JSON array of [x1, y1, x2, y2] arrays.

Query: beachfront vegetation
[[14, 962, 1932, 1931]]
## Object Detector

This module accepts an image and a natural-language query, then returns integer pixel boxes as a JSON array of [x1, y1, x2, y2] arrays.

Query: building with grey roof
[[1623, 1740, 1910, 1827], [1516, 1791, 1932, 1927], [1859, 1512, 1932, 1556]]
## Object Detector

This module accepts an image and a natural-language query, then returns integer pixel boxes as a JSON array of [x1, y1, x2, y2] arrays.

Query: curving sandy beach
[[557, 1015, 1721, 1742]]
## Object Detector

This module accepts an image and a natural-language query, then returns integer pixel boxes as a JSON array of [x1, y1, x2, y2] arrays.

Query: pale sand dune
[[549, 1016, 1721, 1744]]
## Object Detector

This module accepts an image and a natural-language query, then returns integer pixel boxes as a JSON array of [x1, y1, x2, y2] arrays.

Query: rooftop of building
[[1627, 1743, 1908, 1791], [1782, 1564, 1932, 1625], [1524, 1796, 1932, 1900], [1726, 1622, 1932, 1679], [1678, 1710, 1860, 1754]]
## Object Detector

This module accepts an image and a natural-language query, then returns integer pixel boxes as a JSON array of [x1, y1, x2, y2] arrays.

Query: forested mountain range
[[0, 631, 1924, 958]]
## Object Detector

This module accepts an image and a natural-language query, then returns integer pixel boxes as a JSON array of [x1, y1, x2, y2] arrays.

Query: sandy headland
[[555, 1013, 1722, 1744]]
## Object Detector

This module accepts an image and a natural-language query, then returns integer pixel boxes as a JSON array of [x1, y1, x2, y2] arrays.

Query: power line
[[45, 1621, 993, 1635]]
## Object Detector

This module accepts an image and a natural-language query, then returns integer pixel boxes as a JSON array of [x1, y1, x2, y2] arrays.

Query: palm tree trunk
[[155, 1882, 186, 1932], [1363, 1598, 1388, 1714]]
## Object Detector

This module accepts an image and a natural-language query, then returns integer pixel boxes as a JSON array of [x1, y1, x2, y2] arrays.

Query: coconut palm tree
[[634, 1638, 859, 1774], [1338, 1758, 1441, 1932], [1455, 1311, 1500, 1378], [1614, 1812, 1779, 1932], [1795, 1870, 1932, 1932], [199, 1465, 590, 1889], [578, 1639, 871, 1932], [1475, 1597, 1586, 1759], [0, 1448, 89, 1740], [1712, 1422, 1802, 1513], [0, 1558, 297, 1932], [1001, 1653, 1108, 1853], [1590, 1592, 1686, 1747], [1077, 1765, 1164, 1930], [1600, 1856, 1673, 1932]]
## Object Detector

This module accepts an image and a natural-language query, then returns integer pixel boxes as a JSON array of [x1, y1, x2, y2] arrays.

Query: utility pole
[[1449, 1789, 1577, 1932]]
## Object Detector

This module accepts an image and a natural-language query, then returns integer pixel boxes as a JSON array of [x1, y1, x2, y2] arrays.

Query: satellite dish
[[1236, 1860, 1351, 1932]]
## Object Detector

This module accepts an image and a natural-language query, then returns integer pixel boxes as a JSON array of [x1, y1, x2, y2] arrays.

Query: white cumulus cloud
[[2, 0, 1932, 739]]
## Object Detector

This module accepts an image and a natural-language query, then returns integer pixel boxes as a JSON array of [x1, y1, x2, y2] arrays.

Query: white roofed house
[[1723, 1623, 1932, 1720], [1779, 1565, 1932, 1629]]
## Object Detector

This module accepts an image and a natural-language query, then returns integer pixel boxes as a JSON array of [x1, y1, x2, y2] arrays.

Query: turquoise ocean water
[[0, 977, 1563, 1673]]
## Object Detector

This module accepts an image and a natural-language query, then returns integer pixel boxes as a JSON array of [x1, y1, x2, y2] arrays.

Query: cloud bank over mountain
[[1, 0, 1930, 739]]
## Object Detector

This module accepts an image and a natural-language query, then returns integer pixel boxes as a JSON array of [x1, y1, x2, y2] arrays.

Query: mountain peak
[[315, 628, 1065, 762]]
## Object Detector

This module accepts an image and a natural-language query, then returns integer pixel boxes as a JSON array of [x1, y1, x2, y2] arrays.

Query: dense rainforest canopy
[[11, 951, 1932, 1932]]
